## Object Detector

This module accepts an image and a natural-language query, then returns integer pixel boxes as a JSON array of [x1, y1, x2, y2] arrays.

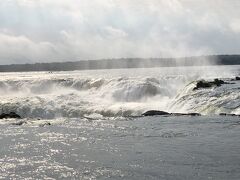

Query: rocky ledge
[[142, 110, 240, 117], [193, 76, 240, 91], [232, 76, 240, 81], [142, 110, 201, 117], [219, 113, 240, 117], [193, 78, 226, 90], [0, 112, 21, 119]]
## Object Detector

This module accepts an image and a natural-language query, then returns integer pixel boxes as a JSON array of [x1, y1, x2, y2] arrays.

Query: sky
[[0, 0, 240, 65]]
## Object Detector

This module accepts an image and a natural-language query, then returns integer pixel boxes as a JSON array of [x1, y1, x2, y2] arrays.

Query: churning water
[[0, 65, 239, 119]]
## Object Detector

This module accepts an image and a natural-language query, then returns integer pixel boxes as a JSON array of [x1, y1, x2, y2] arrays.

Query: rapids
[[0, 65, 239, 119]]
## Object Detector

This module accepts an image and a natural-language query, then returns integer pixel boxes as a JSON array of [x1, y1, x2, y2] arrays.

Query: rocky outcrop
[[11, 121, 26, 126], [142, 110, 169, 116], [142, 110, 239, 117], [39, 122, 51, 127], [170, 113, 201, 116], [142, 110, 201, 117], [0, 112, 21, 119], [193, 79, 226, 90], [219, 113, 240, 117], [231, 76, 240, 81]]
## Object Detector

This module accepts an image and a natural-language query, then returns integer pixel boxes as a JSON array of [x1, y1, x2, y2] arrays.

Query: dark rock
[[39, 122, 51, 127], [219, 113, 239, 117], [11, 121, 26, 126], [0, 112, 21, 119], [142, 110, 201, 117], [188, 113, 201, 116], [170, 113, 188, 116], [219, 113, 227, 116], [213, 79, 224, 86], [193, 79, 226, 90], [142, 110, 169, 116], [171, 113, 201, 116], [236, 76, 240, 80], [193, 80, 212, 90]]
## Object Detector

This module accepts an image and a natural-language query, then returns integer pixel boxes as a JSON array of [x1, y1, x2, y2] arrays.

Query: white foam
[[169, 80, 240, 115], [0, 66, 239, 118]]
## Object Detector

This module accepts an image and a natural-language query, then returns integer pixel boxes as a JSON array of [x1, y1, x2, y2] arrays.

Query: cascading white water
[[168, 80, 240, 115], [0, 65, 239, 119]]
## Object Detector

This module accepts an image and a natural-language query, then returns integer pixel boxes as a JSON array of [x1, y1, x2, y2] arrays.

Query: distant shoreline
[[0, 55, 239, 72]]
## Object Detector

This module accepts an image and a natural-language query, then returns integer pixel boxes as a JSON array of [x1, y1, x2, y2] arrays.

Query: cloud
[[0, 0, 239, 64], [230, 19, 240, 34], [0, 32, 58, 64], [103, 26, 128, 38]]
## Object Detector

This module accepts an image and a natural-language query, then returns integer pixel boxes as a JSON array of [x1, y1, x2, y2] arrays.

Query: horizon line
[[0, 54, 239, 66]]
